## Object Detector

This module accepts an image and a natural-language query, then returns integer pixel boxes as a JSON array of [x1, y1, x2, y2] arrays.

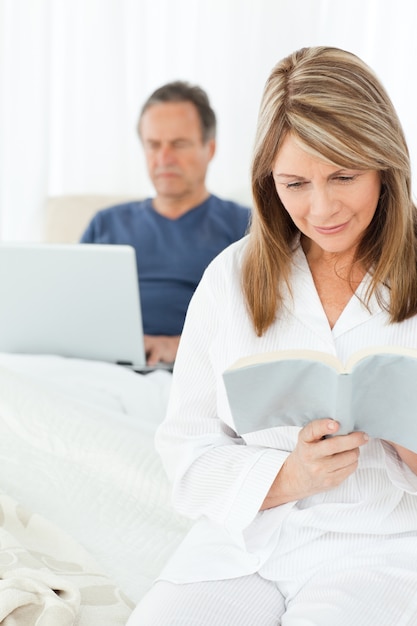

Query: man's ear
[[207, 138, 216, 161]]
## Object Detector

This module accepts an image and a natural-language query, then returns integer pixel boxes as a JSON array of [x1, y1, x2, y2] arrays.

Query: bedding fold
[[0, 491, 132, 625]]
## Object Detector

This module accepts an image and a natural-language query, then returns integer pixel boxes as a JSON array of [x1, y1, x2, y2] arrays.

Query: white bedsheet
[[0, 354, 192, 606]]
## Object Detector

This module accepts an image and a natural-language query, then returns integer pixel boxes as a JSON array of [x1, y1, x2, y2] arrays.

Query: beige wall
[[43, 195, 136, 243]]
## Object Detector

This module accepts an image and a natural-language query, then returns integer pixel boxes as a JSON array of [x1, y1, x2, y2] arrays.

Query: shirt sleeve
[[381, 440, 417, 493], [79, 216, 97, 242], [155, 258, 289, 533]]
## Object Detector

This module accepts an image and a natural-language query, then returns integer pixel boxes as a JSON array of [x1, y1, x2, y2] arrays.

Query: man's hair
[[242, 46, 417, 335], [138, 80, 216, 142]]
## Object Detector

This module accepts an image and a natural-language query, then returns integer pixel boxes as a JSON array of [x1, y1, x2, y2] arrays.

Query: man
[[81, 81, 251, 366]]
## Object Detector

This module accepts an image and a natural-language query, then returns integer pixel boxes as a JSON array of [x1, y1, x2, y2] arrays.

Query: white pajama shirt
[[154, 236, 417, 606]]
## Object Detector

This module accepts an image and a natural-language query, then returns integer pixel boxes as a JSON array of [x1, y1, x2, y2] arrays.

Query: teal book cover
[[223, 347, 417, 452]]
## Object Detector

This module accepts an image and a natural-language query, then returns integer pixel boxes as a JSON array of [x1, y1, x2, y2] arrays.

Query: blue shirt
[[80, 195, 251, 335]]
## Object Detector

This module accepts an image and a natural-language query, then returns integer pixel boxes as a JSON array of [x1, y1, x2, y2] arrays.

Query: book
[[222, 346, 417, 453]]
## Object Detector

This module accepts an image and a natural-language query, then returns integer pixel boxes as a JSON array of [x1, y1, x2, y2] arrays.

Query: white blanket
[[0, 491, 132, 624], [0, 354, 192, 609]]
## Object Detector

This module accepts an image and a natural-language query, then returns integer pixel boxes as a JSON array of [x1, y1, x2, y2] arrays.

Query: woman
[[127, 47, 417, 625]]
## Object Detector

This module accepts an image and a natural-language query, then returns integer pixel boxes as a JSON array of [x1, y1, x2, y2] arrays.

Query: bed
[[0, 349, 191, 623], [0, 195, 197, 626], [0, 195, 197, 623]]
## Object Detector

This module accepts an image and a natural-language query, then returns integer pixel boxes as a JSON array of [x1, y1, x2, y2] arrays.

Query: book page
[[346, 344, 417, 371], [227, 349, 344, 373]]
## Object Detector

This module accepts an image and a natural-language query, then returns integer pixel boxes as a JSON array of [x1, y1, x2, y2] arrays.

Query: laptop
[[0, 242, 173, 373]]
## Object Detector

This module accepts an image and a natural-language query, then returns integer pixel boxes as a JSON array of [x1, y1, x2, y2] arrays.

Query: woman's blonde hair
[[243, 46, 417, 335]]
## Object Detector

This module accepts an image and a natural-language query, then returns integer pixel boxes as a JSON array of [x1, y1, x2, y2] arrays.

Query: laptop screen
[[0, 243, 148, 368]]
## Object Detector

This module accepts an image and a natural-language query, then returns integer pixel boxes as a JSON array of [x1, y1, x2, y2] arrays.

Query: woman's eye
[[286, 181, 305, 190], [335, 175, 355, 183]]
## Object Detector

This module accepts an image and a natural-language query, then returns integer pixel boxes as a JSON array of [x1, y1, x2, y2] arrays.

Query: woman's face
[[272, 134, 381, 258]]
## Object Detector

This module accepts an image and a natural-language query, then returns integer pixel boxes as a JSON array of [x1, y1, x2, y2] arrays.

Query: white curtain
[[1, 0, 416, 241]]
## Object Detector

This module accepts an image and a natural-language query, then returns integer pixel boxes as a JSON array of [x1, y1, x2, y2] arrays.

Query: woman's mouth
[[314, 221, 349, 235]]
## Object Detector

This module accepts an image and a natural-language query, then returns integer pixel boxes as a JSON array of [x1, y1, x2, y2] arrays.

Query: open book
[[222, 346, 417, 452]]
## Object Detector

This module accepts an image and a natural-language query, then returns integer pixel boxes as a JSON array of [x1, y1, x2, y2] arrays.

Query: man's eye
[[173, 140, 191, 149]]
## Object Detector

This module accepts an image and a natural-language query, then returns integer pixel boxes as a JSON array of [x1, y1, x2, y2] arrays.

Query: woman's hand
[[261, 418, 369, 510]]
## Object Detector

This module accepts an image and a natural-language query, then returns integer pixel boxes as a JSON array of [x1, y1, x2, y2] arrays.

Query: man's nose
[[157, 145, 175, 165]]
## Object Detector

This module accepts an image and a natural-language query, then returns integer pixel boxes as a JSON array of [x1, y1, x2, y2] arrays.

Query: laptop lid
[[0, 242, 157, 370]]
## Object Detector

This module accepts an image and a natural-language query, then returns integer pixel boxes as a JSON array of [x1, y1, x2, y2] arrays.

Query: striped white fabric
[[128, 563, 417, 625], [131, 237, 417, 623]]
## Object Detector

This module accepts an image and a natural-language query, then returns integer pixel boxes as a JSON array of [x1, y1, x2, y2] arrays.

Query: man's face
[[139, 101, 215, 203]]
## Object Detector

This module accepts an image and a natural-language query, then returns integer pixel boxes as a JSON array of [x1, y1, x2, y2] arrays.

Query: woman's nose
[[310, 187, 337, 217]]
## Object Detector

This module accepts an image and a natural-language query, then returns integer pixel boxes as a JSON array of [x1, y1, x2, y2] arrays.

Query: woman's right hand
[[261, 418, 369, 510]]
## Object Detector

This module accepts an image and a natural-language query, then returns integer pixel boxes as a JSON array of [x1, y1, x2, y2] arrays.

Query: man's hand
[[144, 334, 180, 365], [261, 419, 369, 510]]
